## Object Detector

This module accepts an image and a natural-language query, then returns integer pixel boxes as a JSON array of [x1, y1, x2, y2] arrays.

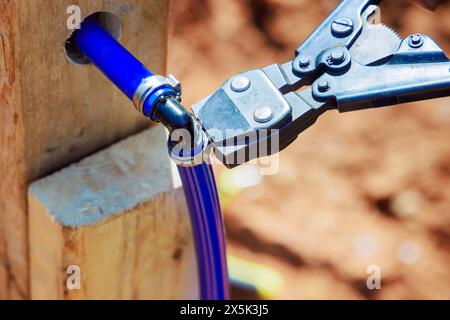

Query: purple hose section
[[177, 164, 229, 300]]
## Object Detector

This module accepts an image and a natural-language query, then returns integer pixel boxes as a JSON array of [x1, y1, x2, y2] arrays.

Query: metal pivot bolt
[[330, 49, 345, 64], [231, 76, 251, 92], [253, 106, 273, 123], [298, 56, 310, 68], [318, 80, 330, 93], [409, 34, 423, 48], [331, 18, 354, 37]]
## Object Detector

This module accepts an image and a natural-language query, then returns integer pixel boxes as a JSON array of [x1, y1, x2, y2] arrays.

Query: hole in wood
[[65, 11, 122, 65]]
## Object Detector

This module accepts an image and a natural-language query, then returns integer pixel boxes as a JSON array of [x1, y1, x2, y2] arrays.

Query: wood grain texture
[[0, 0, 171, 298], [0, 0, 29, 299], [29, 126, 198, 300]]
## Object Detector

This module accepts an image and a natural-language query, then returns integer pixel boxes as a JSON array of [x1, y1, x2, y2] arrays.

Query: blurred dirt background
[[168, 0, 450, 299]]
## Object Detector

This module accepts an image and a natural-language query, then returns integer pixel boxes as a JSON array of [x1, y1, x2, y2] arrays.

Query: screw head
[[330, 49, 345, 64], [231, 76, 251, 92], [253, 106, 273, 123], [408, 34, 423, 48], [318, 80, 330, 93], [331, 18, 354, 37], [298, 56, 310, 68]]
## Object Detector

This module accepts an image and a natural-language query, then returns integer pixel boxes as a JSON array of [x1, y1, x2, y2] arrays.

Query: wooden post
[[0, 0, 177, 299], [28, 127, 198, 299]]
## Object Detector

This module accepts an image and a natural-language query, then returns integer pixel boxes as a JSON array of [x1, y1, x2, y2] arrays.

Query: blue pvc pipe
[[73, 17, 176, 118], [72, 17, 229, 300], [73, 17, 153, 100]]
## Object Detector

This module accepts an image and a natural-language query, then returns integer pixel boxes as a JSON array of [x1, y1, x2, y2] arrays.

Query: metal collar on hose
[[132, 75, 181, 120]]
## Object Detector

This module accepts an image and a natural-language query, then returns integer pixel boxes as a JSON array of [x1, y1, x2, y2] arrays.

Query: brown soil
[[168, 0, 450, 299]]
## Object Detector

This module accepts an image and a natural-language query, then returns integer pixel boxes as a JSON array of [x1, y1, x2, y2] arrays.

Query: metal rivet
[[253, 106, 273, 123], [331, 18, 354, 37], [318, 80, 330, 93], [231, 76, 251, 92], [408, 34, 423, 48], [298, 56, 310, 68], [330, 49, 345, 64]]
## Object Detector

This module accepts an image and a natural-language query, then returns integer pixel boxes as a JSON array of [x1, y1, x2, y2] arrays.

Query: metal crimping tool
[[191, 0, 450, 168]]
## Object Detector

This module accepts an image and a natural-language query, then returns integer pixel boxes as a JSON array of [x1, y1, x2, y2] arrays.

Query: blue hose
[[72, 17, 174, 119], [178, 164, 229, 300], [72, 17, 153, 100], [72, 16, 229, 300]]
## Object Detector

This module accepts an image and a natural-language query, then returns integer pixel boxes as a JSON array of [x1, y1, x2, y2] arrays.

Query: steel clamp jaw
[[313, 35, 450, 112], [192, 0, 450, 168]]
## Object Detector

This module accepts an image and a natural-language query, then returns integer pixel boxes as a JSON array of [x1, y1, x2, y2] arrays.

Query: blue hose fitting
[[72, 16, 181, 121], [72, 16, 207, 165], [133, 75, 182, 120]]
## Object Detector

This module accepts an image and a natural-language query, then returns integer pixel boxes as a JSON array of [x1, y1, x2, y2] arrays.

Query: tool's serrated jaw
[[382, 24, 401, 42], [349, 5, 402, 66]]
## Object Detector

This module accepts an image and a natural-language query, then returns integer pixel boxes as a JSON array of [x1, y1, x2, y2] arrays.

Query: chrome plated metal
[[192, 0, 450, 168]]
